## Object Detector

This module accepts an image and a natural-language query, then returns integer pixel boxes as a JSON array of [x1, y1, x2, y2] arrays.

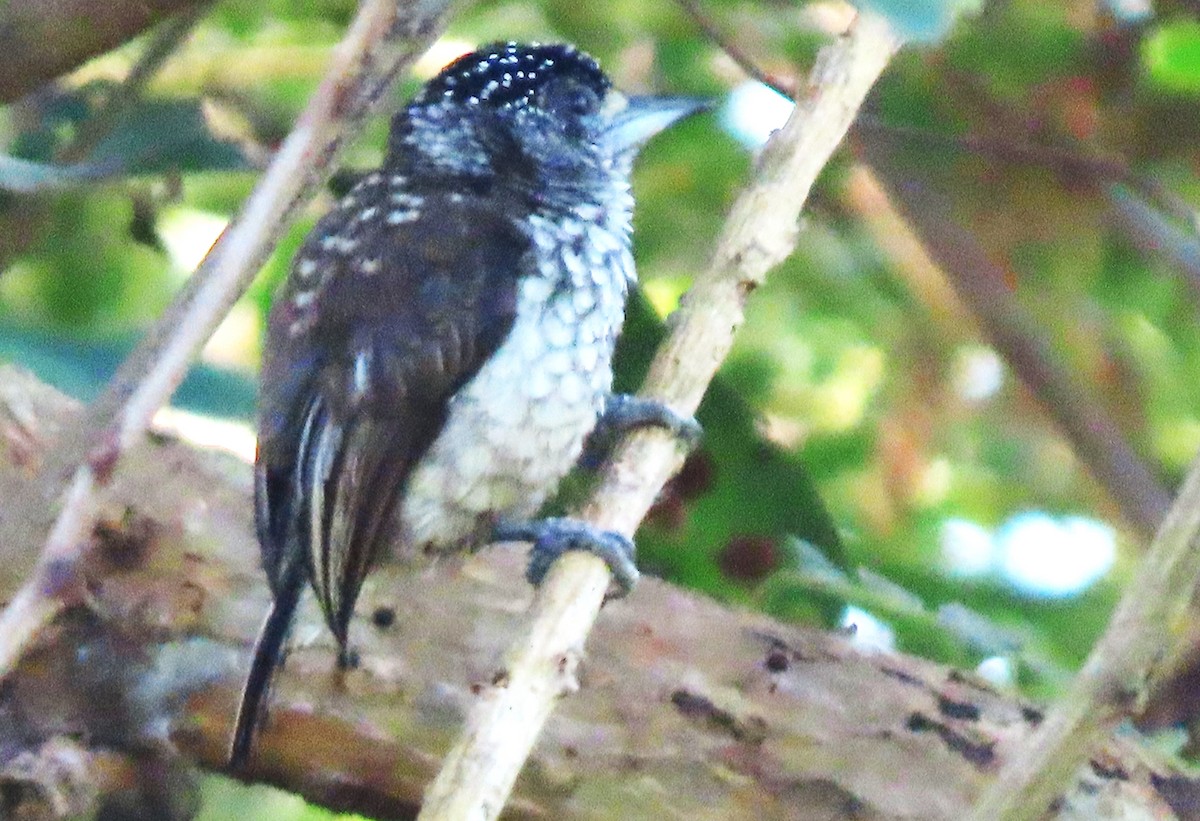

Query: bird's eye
[[539, 81, 600, 119], [566, 87, 598, 117]]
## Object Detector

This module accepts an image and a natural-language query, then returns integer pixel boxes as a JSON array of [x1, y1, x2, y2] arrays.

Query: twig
[[417, 12, 904, 821], [854, 117, 1200, 244], [0, 0, 451, 680], [58, 2, 211, 165], [0, 153, 119, 193], [674, 0, 798, 99], [965, 453, 1200, 820], [0, 10, 208, 196]]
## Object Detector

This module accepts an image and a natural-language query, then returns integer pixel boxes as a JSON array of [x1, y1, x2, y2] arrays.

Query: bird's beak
[[599, 93, 711, 155]]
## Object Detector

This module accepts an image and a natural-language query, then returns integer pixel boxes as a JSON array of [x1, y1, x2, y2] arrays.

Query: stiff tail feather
[[231, 395, 328, 768], [228, 557, 304, 769]]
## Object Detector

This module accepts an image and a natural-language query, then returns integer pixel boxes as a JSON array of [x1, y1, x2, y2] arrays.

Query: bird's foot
[[493, 517, 638, 595], [580, 394, 701, 469]]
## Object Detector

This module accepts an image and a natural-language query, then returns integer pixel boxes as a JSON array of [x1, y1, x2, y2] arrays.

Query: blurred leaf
[[942, 7, 1085, 95], [1144, 20, 1200, 94], [0, 191, 173, 330], [87, 98, 249, 175], [0, 318, 255, 418], [612, 293, 845, 610]]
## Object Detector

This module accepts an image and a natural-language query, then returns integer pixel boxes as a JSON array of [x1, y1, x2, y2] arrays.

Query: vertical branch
[[417, 12, 903, 821], [0, 0, 452, 680]]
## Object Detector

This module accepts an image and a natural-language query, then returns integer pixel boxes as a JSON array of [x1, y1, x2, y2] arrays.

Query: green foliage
[[1, 191, 173, 329], [1144, 20, 1200, 93], [88, 96, 248, 174], [196, 776, 371, 821], [5, 0, 1200, 816], [942, 8, 1085, 94]]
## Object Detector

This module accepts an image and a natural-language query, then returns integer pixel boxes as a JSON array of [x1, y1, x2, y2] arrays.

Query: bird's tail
[[228, 551, 305, 770], [231, 391, 403, 768]]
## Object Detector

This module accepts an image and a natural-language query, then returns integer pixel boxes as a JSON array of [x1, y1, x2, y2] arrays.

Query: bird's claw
[[493, 517, 638, 595], [580, 394, 701, 469]]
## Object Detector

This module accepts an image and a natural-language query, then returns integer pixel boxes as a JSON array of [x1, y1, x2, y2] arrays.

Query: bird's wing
[[232, 180, 531, 769], [255, 180, 531, 640]]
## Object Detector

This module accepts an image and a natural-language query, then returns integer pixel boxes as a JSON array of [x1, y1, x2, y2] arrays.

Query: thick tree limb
[[0, 0, 451, 686], [417, 11, 903, 821], [0, 364, 1192, 820], [851, 112, 1200, 821]]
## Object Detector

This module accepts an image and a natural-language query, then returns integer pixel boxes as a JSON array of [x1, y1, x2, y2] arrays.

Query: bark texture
[[0, 365, 1191, 820]]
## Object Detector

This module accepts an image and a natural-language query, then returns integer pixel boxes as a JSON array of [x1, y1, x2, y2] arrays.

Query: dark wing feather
[[231, 185, 529, 767]]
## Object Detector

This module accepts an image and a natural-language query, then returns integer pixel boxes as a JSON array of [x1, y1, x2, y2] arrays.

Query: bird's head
[[389, 42, 706, 203]]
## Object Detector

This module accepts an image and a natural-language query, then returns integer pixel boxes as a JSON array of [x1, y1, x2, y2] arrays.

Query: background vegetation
[[3, 0, 1199, 817]]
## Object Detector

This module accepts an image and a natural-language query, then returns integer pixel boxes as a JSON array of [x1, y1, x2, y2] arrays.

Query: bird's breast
[[393, 217, 632, 559]]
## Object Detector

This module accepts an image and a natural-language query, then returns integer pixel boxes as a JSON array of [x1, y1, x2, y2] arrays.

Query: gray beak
[[600, 94, 711, 155]]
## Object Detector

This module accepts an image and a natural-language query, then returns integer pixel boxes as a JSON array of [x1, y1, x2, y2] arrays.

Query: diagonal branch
[[0, 0, 452, 682], [964, 453, 1200, 820], [416, 11, 904, 821]]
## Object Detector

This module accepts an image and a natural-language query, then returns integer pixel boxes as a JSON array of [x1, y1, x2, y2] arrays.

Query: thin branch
[[0, 153, 120, 193], [854, 117, 1200, 249], [58, 2, 211, 165], [0, 0, 451, 681], [674, 0, 799, 99], [417, 12, 904, 821], [965, 454, 1200, 820]]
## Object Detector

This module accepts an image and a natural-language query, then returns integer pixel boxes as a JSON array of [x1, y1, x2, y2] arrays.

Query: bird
[[229, 41, 706, 767]]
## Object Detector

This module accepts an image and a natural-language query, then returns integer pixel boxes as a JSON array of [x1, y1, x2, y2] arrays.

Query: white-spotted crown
[[412, 42, 610, 111]]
